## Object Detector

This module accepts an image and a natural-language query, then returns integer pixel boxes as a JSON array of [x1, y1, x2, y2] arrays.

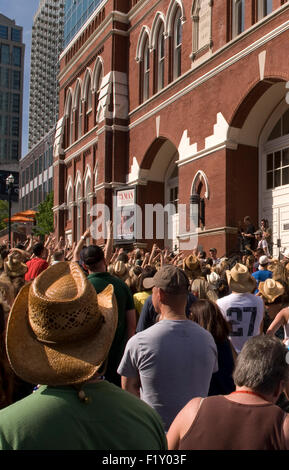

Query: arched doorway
[[165, 161, 179, 251], [259, 102, 289, 256], [140, 138, 179, 251], [226, 79, 288, 256]]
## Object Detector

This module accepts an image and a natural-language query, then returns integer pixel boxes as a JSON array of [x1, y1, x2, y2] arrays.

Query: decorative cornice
[[94, 182, 112, 192], [178, 226, 238, 239], [64, 135, 98, 165], [177, 140, 238, 167]]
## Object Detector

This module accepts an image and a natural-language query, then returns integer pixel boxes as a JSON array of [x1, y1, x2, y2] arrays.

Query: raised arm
[[25, 235, 34, 254], [148, 244, 158, 266], [72, 229, 90, 262], [104, 221, 114, 265], [141, 252, 150, 268], [10, 247, 31, 261], [266, 307, 289, 336]]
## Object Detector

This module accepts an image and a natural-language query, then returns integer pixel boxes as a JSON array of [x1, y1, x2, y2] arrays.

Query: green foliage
[[0, 200, 9, 231], [33, 192, 54, 237]]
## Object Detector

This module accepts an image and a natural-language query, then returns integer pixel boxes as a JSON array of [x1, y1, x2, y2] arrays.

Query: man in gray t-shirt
[[117, 265, 218, 431]]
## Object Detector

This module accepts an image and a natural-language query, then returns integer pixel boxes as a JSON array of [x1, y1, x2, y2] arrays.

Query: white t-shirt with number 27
[[217, 293, 264, 354]]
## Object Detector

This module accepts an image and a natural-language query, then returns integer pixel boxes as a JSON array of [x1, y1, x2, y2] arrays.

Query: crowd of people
[[0, 215, 289, 449]]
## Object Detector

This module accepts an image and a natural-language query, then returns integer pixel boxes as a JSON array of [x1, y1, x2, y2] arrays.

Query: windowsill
[[64, 124, 98, 153]]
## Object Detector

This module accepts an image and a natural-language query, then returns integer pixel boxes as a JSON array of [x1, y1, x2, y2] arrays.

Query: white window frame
[[232, 0, 245, 38], [86, 77, 92, 113], [257, 0, 273, 21], [84, 172, 91, 229], [157, 23, 165, 91], [173, 8, 182, 80], [77, 93, 82, 139], [92, 58, 104, 124], [67, 184, 72, 221], [75, 182, 81, 242], [69, 101, 73, 146], [143, 35, 150, 102]]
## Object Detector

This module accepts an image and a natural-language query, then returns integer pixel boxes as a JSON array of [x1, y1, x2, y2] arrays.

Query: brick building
[[53, 0, 289, 257]]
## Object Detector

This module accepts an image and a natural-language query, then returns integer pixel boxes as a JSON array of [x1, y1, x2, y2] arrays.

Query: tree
[[33, 192, 54, 237], [0, 200, 9, 231]]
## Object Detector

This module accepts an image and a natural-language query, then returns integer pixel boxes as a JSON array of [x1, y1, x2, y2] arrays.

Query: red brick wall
[[54, 0, 289, 250], [226, 144, 259, 230]]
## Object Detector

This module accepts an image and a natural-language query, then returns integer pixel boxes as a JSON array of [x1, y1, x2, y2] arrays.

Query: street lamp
[[6, 174, 14, 248]]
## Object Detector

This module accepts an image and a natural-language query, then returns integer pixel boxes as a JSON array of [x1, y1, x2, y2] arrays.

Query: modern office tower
[[64, 0, 103, 47], [19, 127, 55, 211], [28, 0, 65, 150], [0, 13, 24, 179]]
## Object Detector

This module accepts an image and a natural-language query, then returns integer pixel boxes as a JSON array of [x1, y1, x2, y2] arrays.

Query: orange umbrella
[[3, 216, 34, 223], [20, 210, 37, 217], [12, 210, 37, 219]]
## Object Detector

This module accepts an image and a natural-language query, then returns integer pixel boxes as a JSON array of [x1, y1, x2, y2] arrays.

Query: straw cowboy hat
[[113, 260, 129, 280], [207, 271, 220, 286], [4, 251, 27, 278], [182, 255, 203, 280], [282, 248, 289, 260], [267, 259, 279, 272], [183, 255, 200, 272], [226, 263, 256, 293], [0, 278, 15, 307], [5, 261, 118, 386], [258, 278, 285, 303], [191, 278, 218, 302]]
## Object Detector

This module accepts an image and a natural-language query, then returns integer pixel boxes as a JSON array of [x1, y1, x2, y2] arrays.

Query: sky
[[1, 0, 41, 157]]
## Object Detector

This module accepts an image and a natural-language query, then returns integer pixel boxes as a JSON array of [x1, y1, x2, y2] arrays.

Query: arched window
[[142, 34, 150, 102], [173, 8, 182, 80], [84, 73, 92, 134], [93, 59, 103, 126], [63, 91, 73, 148], [72, 81, 82, 142], [69, 100, 74, 146], [156, 23, 165, 92], [67, 183, 72, 221], [77, 92, 82, 140], [191, 170, 210, 229], [258, 0, 272, 20], [64, 90, 73, 147], [265, 109, 289, 190], [75, 181, 81, 242], [232, 0, 245, 38], [192, 0, 201, 54], [84, 174, 91, 230], [94, 163, 98, 191]]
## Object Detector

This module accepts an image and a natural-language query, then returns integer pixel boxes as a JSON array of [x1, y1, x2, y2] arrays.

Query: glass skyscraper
[[64, 0, 104, 47], [28, 0, 65, 149], [0, 14, 24, 170]]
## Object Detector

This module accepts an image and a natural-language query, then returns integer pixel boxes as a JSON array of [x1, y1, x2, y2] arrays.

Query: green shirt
[[0, 381, 167, 450], [87, 272, 135, 383]]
